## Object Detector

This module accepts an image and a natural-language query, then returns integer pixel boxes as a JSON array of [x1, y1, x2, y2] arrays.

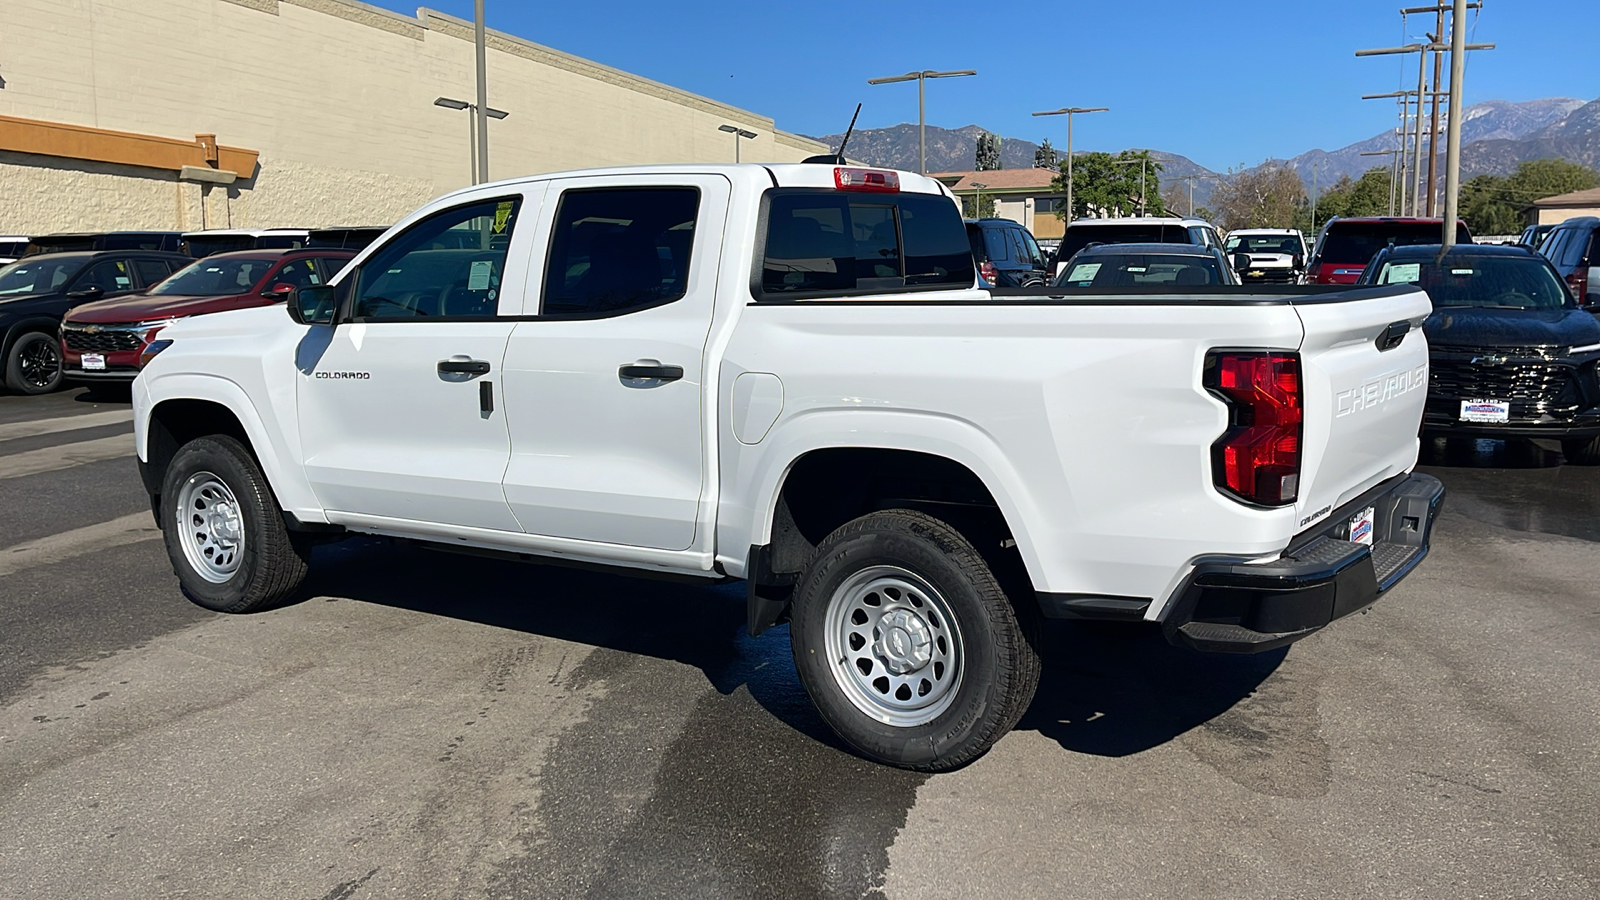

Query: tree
[[1051, 150, 1165, 218], [975, 132, 1002, 171], [961, 193, 997, 218], [1210, 163, 1307, 231], [1455, 159, 1598, 235], [1034, 138, 1058, 170], [1303, 168, 1393, 232]]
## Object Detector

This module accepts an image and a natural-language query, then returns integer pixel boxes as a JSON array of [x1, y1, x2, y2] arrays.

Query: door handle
[[438, 358, 492, 376], [618, 362, 684, 382]]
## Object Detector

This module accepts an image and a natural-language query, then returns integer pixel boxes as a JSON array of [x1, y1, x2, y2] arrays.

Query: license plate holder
[[1348, 506, 1375, 546], [1460, 399, 1509, 423], [81, 353, 106, 371]]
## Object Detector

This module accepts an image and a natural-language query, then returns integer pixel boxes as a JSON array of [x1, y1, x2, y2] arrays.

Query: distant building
[[0, 0, 826, 234], [1528, 187, 1600, 226], [931, 169, 1065, 238]]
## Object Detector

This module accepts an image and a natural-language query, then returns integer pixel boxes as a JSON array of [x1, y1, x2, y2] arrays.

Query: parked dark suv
[[0, 250, 190, 394], [1538, 216, 1599, 309], [1357, 243, 1600, 463], [966, 218, 1050, 286]]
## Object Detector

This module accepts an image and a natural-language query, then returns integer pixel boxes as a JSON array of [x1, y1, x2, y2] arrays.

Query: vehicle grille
[[62, 327, 142, 352], [1427, 348, 1587, 422]]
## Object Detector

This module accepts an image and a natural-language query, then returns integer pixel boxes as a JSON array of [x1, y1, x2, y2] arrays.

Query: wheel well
[[768, 448, 1017, 577], [143, 399, 253, 514]]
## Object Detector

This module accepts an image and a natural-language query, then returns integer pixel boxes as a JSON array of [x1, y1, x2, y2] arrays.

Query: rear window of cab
[[757, 190, 974, 299]]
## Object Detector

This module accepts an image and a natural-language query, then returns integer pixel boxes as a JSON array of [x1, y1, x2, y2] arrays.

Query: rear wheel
[[1562, 436, 1600, 466], [160, 435, 311, 612], [790, 509, 1040, 771], [4, 331, 64, 395]]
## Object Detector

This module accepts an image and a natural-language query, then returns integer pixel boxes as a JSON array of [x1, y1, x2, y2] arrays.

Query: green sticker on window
[[493, 201, 513, 234]]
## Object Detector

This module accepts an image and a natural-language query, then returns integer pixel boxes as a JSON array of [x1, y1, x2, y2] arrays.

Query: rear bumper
[[1161, 472, 1445, 653]]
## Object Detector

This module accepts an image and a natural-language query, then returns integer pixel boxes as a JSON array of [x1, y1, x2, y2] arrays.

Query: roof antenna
[[804, 103, 862, 164]]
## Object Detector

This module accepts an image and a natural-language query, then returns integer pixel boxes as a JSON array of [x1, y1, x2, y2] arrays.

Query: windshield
[[1056, 224, 1195, 261], [1320, 223, 1471, 266], [1373, 255, 1572, 309], [1225, 234, 1302, 255], [1054, 254, 1225, 287], [0, 256, 88, 296], [149, 257, 276, 295]]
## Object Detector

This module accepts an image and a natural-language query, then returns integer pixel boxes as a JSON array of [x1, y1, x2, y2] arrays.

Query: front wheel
[[160, 435, 311, 612], [4, 331, 64, 395], [790, 509, 1040, 771], [1563, 435, 1600, 465]]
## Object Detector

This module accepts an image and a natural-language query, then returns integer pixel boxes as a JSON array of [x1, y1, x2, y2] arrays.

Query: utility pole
[[1032, 106, 1109, 224], [868, 69, 977, 174], [1441, 0, 1470, 249], [1402, 3, 1481, 215], [474, 0, 489, 184]]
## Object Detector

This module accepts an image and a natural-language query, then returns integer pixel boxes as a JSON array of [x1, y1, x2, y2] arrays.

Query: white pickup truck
[[133, 163, 1444, 771]]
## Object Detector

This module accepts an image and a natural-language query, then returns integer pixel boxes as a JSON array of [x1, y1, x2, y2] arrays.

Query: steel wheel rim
[[176, 472, 245, 583], [19, 337, 59, 389], [822, 565, 964, 728]]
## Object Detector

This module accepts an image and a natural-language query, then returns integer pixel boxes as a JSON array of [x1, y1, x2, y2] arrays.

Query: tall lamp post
[[473, 0, 489, 183], [435, 97, 508, 185], [969, 181, 987, 218], [1031, 106, 1108, 224], [718, 124, 758, 163], [867, 69, 977, 175]]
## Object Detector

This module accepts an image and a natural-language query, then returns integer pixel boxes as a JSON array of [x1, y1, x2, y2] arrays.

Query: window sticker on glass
[[1451, 268, 1475, 276], [1125, 266, 1147, 273], [1384, 263, 1421, 284], [1066, 263, 1101, 282], [493, 201, 514, 234], [467, 259, 494, 291]]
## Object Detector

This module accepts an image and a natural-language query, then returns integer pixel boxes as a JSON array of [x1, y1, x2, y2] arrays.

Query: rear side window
[[760, 190, 973, 297], [133, 259, 174, 287], [1321, 222, 1472, 265], [982, 227, 1010, 262], [541, 188, 699, 316]]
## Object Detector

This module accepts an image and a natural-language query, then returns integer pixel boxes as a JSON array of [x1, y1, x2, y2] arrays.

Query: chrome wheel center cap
[[208, 504, 241, 544], [874, 609, 933, 675]]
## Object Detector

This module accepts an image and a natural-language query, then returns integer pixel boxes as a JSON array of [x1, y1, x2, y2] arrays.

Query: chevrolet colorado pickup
[[133, 164, 1444, 771]]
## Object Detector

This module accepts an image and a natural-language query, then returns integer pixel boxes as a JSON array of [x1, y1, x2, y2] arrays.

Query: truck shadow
[[1418, 435, 1564, 469], [304, 539, 1280, 761], [1015, 621, 1285, 757]]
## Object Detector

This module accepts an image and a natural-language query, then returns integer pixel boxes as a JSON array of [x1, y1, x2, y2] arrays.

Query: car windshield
[[1054, 254, 1225, 287], [1225, 235, 1301, 255], [1320, 223, 1471, 265], [1373, 255, 1571, 309], [149, 257, 276, 295], [1056, 224, 1194, 260], [0, 256, 88, 295]]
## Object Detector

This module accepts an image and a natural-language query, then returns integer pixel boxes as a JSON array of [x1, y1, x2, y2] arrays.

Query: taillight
[[1205, 351, 1303, 506], [834, 167, 900, 193], [978, 261, 999, 284], [1567, 269, 1589, 305]]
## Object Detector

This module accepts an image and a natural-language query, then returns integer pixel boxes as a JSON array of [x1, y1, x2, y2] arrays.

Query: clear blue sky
[[368, 1, 1595, 172]]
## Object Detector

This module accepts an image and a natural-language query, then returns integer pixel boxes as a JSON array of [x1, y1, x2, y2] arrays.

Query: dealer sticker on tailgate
[[1460, 399, 1509, 423], [1349, 506, 1375, 546]]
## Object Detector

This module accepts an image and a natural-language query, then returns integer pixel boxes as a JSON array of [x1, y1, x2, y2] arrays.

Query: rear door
[[1291, 287, 1434, 526], [498, 174, 728, 551]]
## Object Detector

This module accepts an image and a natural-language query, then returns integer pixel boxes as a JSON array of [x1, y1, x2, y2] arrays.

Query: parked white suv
[[1225, 228, 1310, 284], [133, 164, 1443, 770]]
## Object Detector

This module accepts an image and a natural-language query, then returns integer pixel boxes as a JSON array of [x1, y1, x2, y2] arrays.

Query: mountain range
[[812, 95, 1600, 211]]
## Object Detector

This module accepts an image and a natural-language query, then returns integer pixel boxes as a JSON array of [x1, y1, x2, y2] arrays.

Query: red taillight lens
[[978, 261, 999, 284], [1567, 270, 1589, 305], [1206, 352, 1303, 506], [834, 167, 900, 192]]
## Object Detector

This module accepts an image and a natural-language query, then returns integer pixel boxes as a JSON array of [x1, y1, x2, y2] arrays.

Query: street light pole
[[970, 181, 987, 218], [868, 69, 978, 174], [474, 0, 489, 183], [718, 124, 758, 163], [435, 97, 508, 186], [1032, 106, 1108, 224]]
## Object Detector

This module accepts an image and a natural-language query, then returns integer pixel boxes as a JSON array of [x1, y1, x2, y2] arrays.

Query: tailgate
[[1292, 286, 1432, 531]]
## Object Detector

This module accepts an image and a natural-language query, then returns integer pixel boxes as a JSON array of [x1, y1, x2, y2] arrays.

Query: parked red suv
[[1306, 217, 1472, 284], [59, 248, 353, 384]]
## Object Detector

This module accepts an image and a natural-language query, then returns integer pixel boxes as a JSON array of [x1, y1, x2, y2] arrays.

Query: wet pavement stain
[[1419, 438, 1600, 543], [1178, 657, 1332, 799]]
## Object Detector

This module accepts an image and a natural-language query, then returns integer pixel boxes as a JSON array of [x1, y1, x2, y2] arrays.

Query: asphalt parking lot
[[1, 388, 1597, 900]]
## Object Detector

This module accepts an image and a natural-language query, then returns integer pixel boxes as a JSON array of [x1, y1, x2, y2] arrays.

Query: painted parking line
[[0, 511, 159, 579], [0, 409, 134, 443], [0, 434, 135, 480]]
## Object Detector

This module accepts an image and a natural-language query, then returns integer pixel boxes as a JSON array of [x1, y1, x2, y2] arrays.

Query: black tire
[[1562, 436, 1600, 465], [160, 435, 311, 613], [790, 509, 1041, 771], [4, 331, 64, 395]]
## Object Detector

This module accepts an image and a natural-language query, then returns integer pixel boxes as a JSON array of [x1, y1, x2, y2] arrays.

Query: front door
[[297, 190, 540, 533], [499, 175, 727, 551]]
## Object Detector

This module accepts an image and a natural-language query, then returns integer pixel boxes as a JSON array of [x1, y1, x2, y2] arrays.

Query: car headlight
[[139, 339, 174, 368]]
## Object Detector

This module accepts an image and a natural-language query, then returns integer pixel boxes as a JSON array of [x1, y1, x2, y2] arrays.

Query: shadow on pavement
[[1015, 620, 1285, 757]]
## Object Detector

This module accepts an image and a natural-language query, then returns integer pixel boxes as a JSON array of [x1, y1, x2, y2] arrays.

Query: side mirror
[[1232, 252, 1252, 272], [66, 285, 104, 300], [262, 283, 296, 300], [288, 285, 337, 325]]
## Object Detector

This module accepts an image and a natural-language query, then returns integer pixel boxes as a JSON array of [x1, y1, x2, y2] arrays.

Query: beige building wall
[[1538, 207, 1600, 226], [0, 0, 828, 234]]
